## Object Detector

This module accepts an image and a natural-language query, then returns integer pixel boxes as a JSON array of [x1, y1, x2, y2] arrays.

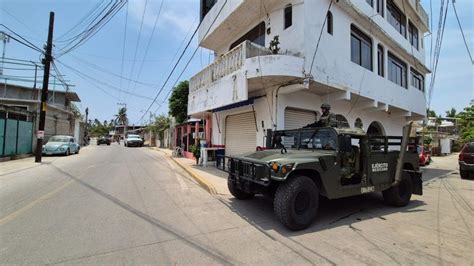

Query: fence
[[0, 105, 35, 157]]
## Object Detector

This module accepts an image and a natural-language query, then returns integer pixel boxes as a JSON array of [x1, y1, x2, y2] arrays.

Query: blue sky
[[0, 0, 472, 124]]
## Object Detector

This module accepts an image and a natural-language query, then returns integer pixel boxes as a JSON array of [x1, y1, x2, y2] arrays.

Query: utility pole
[[0, 32, 10, 75], [35, 12, 55, 163], [85, 107, 89, 145]]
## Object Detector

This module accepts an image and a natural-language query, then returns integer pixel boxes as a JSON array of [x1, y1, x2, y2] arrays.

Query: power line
[[0, 24, 44, 53], [128, 0, 165, 102], [309, 0, 334, 74], [56, 59, 154, 100], [138, 0, 229, 123], [119, 1, 129, 102], [451, 0, 474, 64], [124, 0, 149, 98]]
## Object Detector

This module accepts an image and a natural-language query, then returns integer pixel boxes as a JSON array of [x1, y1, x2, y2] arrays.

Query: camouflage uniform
[[318, 112, 337, 127]]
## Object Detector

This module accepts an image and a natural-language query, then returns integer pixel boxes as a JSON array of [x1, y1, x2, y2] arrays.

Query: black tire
[[65, 149, 70, 156], [383, 172, 413, 207], [227, 178, 254, 200], [76, 148, 80, 154], [107, 143, 110, 146], [274, 175, 319, 231], [460, 170, 469, 179]]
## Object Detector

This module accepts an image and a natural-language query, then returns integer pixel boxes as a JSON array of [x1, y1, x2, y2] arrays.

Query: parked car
[[125, 134, 144, 147], [459, 142, 474, 179], [418, 145, 431, 166], [43, 135, 80, 156], [97, 136, 111, 145]]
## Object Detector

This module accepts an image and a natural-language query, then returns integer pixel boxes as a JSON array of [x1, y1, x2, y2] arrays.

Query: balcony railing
[[408, 0, 429, 28], [190, 40, 271, 92]]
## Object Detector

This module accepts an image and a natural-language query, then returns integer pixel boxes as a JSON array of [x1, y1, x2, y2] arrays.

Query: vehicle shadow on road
[[222, 192, 426, 236]]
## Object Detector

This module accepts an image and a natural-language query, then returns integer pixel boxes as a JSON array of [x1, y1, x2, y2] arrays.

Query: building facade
[[0, 83, 84, 151], [189, 0, 430, 156]]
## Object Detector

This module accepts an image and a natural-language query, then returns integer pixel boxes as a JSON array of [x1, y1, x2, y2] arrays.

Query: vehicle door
[[69, 138, 76, 152], [367, 138, 394, 186]]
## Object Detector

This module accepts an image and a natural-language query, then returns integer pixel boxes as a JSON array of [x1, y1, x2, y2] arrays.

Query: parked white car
[[124, 134, 144, 147]]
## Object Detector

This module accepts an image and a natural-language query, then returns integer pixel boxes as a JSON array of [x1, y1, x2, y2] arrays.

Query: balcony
[[190, 41, 269, 93], [188, 41, 305, 115]]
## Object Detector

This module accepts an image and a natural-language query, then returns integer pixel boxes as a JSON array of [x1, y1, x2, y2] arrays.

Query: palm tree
[[445, 108, 457, 118], [114, 107, 128, 126]]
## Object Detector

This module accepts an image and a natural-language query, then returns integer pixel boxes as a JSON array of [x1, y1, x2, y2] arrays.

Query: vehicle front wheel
[[65, 149, 70, 156], [76, 148, 80, 154], [274, 175, 319, 231], [383, 172, 413, 207], [227, 178, 254, 200]]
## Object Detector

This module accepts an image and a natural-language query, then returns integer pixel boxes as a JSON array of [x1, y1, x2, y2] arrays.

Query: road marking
[[0, 179, 76, 226], [175, 173, 189, 190]]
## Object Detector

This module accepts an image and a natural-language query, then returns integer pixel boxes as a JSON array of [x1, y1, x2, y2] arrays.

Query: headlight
[[271, 162, 280, 173], [281, 163, 295, 174]]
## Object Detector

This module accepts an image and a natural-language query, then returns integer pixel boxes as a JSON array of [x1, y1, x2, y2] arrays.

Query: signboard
[[37, 130, 45, 139]]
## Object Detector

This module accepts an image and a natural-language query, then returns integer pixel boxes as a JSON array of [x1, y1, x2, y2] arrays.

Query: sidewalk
[[152, 148, 229, 195]]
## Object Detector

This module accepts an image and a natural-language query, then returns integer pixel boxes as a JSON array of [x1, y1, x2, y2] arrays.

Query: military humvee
[[219, 123, 422, 230]]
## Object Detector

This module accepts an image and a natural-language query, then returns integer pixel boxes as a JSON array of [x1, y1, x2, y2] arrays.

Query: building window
[[230, 21, 266, 50], [377, 0, 384, 17], [387, 0, 406, 37], [284, 4, 292, 29], [410, 68, 424, 92], [377, 44, 384, 77], [327, 11, 333, 35], [351, 25, 373, 71], [388, 52, 407, 88], [408, 22, 419, 50], [366, 0, 373, 7]]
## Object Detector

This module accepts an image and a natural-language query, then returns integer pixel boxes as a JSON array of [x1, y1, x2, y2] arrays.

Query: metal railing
[[190, 40, 271, 92]]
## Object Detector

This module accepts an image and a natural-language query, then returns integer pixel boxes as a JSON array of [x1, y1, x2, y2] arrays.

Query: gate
[[0, 105, 35, 157]]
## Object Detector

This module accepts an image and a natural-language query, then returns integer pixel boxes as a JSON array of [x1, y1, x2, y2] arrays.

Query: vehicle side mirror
[[339, 135, 353, 153]]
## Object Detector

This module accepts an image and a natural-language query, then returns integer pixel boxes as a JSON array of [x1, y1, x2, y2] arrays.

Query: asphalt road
[[0, 143, 473, 264]]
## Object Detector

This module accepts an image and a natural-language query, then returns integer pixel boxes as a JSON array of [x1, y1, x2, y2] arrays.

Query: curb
[[151, 148, 218, 195]]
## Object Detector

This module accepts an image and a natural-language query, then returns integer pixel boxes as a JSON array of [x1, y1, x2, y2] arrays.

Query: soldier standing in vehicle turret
[[304, 103, 337, 128]]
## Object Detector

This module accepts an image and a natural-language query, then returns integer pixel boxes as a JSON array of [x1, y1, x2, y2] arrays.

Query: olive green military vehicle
[[219, 123, 422, 230]]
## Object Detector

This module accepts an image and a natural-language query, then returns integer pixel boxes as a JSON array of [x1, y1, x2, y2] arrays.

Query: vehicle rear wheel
[[227, 178, 254, 200], [383, 172, 413, 207], [274, 175, 319, 231], [460, 170, 469, 179], [65, 149, 70, 156]]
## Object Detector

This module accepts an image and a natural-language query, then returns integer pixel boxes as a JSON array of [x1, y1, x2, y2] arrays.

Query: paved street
[[1, 144, 473, 264]]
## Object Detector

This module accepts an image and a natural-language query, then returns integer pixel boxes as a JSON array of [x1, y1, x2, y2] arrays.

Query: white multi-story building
[[188, 0, 430, 156]]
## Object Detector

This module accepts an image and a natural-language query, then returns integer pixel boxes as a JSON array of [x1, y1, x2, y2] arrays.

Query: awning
[[211, 96, 261, 113]]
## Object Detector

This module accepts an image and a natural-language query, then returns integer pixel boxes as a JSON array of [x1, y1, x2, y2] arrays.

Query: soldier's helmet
[[321, 103, 331, 110]]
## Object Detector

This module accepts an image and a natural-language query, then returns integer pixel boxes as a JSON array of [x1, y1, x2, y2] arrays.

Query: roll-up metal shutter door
[[225, 112, 256, 156], [284, 108, 317, 130]]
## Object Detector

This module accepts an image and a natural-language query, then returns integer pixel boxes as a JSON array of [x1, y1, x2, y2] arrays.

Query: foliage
[[89, 119, 114, 137], [269, 35, 280, 54], [189, 143, 201, 159], [445, 108, 457, 118], [147, 114, 170, 140], [457, 105, 474, 143], [168, 81, 189, 124], [70, 103, 83, 119], [114, 107, 128, 126]]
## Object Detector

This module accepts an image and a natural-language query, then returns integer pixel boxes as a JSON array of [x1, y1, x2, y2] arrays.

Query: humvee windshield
[[277, 128, 338, 151]]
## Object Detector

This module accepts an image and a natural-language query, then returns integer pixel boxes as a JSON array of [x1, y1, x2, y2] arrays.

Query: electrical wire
[[137, 0, 229, 124], [118, 1, 129, 102], [128, 0, 165, 102], [309, 0, 334, 74], [124, 0, 149, 98], [451, 0, 474, 64]]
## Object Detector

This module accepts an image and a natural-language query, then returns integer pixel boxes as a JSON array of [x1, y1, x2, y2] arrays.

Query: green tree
[[445, 108, 457, 118], [168, 81, 189, 124], [457, 105, 474, 143], [426, 108, 437, 118], [114, 107, 128, 126], [70, 103, 83, 119], [147, 114, 170, 147]]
